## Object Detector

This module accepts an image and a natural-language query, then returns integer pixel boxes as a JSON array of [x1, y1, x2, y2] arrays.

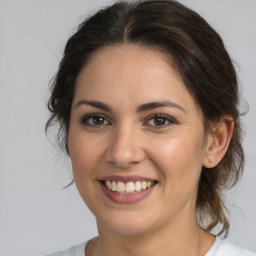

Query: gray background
[[0, 0, 255, 255]]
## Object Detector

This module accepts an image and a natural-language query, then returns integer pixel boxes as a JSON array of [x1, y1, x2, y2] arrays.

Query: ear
[[203, 115, 234, 168]]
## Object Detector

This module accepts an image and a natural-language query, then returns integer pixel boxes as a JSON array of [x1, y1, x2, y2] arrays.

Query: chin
[[96, 211, 157, 236]]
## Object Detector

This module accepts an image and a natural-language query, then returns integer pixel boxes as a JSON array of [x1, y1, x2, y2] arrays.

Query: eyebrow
[[74, 100, 111, 112], [136, 101, 186, 113], [74, 100, 186, 113]]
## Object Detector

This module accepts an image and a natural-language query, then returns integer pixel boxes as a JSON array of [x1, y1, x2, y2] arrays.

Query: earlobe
[[203, 115, 234, 168]]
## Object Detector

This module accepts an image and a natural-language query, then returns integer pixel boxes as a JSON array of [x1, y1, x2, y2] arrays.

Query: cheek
[[68, 131, 106, 209], [148, 132, 205, 191], [68, 131, 103, 179]]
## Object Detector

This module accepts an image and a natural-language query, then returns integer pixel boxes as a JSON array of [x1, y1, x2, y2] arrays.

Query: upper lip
[[98, 175, 157, 183]]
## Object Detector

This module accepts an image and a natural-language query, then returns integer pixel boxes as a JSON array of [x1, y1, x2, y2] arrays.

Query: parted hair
[[46, 0, 244, 236]]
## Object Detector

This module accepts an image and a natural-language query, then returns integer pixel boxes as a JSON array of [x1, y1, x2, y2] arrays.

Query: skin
[[68, 44, 232, 256]]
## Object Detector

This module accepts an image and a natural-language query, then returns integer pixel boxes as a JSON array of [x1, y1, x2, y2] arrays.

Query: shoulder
[[206, 237, 256, 256], [45, 241, 87, 256]]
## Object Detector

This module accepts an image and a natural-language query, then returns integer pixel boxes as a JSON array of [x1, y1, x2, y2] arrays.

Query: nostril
[[107, 159, 140, 169]]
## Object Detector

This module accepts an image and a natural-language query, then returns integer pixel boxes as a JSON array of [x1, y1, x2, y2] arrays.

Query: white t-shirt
[[206, 237, 255, 256], [46, 237, 255, 256]]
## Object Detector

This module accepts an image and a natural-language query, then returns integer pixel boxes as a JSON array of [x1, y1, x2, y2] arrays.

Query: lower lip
[[99, 182, 156, 204]]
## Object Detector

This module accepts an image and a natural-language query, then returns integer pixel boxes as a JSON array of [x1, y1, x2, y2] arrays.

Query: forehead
[[76, 44, 178, 89], [74, 44, 201, 115]]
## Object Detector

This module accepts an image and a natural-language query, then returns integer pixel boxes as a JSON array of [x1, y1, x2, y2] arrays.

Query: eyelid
[[79, 113, 177, 128], [80, 113, 111, 126], [143, 113, 177, 127]]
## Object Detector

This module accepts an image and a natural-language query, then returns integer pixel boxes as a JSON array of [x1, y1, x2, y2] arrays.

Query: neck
[[87, 215, 214, 256]]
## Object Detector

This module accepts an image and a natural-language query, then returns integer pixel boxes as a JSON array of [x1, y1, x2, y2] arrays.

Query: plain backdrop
[[0, 0, 255, 255]]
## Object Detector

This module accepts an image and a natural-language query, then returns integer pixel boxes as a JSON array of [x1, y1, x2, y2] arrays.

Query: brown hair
[[46, 0, 244, 237]]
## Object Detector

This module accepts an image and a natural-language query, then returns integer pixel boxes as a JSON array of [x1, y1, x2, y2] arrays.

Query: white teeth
[[126, 182, 135, 193], [135, 181, 142, 192], [104, 180, 155, 194], [141, 181, 147, 190], [111, 181, 117, 192], [117, 181, 126, 193], [106, 180, 112, 190]]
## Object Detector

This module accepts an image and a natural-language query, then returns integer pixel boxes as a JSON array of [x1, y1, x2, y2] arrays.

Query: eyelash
[[79, 113, 176, 128], [80, 114, 111, 127], [144, 114, 176, 128]]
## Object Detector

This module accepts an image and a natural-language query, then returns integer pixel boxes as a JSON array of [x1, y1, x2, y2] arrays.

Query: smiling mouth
[[100, 180, 158, 194]]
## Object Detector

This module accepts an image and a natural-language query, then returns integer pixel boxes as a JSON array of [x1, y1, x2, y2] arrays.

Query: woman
[[45, 0, 255, 255]]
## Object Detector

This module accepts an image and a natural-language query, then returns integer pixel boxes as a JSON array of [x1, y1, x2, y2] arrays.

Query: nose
[[105, 125, 146, 169]]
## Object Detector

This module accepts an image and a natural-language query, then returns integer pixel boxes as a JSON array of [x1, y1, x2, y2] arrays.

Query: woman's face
[[68, 44, 209, 235]]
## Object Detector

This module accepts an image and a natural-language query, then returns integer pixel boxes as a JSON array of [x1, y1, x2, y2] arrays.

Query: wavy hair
[[46, 0, 244, 236]]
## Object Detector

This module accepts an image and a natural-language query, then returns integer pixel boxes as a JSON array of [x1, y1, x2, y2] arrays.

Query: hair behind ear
[[198, 115, 244, 236]]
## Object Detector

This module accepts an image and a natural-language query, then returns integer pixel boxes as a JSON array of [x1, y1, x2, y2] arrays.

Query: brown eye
[[93, 116, 105, 125], [81, 114, 111, 126], [145, 114, 175, 128], [154, 116, 167, 126]]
